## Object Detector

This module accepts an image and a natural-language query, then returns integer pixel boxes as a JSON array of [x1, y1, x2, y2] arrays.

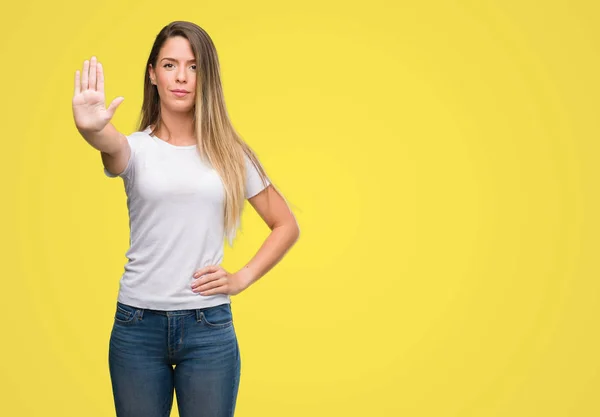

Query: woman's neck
[[153, 109, 197, 145]]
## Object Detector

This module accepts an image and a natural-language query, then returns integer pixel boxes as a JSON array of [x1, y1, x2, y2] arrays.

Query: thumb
[[106, 96, 125, 118]]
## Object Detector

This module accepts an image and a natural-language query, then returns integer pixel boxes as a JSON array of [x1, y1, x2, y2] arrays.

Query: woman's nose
[[176, 69, 187, 82]]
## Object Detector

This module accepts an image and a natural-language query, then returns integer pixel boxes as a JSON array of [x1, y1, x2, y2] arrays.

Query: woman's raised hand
[[72, 56, 125, 133]]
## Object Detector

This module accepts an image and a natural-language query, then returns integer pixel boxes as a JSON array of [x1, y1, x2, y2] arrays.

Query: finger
[[191, 271, 223, 289], [89, 56, 97, 91], [106, 96, 125, 117], [74, 70, 81, 95], [198, 282, 227, 296], [198, 288, 223, 296], [97, 62, 104, 94], [81, 59, 89, 90], [195, 278, 226, 293], [193, 265, 220, 278]]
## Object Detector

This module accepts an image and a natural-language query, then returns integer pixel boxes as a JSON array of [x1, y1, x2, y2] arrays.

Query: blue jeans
[[108, 301, 241, 417]]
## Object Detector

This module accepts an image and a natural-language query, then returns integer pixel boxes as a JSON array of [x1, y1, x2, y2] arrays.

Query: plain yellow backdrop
[[1, 0, 599, 416]]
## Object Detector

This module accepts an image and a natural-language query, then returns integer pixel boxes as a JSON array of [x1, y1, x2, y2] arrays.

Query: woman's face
[[149, 36, 197, 113]]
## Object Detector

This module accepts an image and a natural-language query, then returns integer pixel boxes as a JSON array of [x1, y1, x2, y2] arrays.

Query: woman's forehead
[[159, 36, 195, 59]]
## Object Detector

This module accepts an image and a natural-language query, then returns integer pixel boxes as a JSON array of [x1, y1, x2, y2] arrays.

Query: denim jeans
[[108, 301, 241, 417]]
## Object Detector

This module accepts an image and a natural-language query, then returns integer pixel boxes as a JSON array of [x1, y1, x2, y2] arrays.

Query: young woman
[[72, 21, 300, 417]]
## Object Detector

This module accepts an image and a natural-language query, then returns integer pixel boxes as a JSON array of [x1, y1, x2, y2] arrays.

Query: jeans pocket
[[199, 303, 233, 329], [114, 302, 139, 325]]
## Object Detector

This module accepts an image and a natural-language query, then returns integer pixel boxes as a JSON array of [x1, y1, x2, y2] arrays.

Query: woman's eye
[[163, 63, 196, 70]]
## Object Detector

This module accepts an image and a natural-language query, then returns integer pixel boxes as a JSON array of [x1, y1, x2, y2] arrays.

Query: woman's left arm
[[191, 185, 300, 296], [235, 184, 300, 288]]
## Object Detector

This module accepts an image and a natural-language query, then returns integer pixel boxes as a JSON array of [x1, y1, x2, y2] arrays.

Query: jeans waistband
[[117, 301, 230, 320]]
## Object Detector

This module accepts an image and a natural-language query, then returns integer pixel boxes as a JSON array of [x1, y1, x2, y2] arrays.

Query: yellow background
[[1, 0, 599, 416]]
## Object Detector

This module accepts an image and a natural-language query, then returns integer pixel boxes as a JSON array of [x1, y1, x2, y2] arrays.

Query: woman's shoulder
[[126, 127, 153, 149]]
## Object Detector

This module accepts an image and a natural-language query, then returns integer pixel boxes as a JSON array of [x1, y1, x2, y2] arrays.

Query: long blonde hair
[[138, 21, 271, 246]]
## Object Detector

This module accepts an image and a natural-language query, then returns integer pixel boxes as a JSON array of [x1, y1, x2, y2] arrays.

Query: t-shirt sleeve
[[245, 153, 271, 199], [104, 133, 139, 181]]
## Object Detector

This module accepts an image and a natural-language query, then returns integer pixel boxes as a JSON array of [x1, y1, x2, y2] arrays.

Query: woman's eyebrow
[[161, 57, 196, 63]]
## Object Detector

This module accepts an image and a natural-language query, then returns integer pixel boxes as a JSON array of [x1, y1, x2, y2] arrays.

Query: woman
[[72, 21, 300, 417]]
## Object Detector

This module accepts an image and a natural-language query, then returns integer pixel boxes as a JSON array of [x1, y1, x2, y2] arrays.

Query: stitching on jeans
[[115, 306, 137, 324], [114, 315, 134, 323], [229, 328, 240, 416], [116, 305, 132, 316], [202, 305, 233, 328], [203, 317, 232, 328], [181, 315, 185, 346]]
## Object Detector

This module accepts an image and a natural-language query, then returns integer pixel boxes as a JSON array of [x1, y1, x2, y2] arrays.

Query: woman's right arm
[[72, 56, 129, 175]]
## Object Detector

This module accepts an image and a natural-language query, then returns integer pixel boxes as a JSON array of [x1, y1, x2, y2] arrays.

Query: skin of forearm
[[78, 122, 124, 154], [236, 222, 300, 288]]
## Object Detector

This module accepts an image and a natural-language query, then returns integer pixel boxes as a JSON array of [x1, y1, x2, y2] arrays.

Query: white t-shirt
[[104, 127, 270, 310]]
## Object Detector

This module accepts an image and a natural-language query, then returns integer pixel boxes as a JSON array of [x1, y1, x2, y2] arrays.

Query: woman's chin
[[164, 102, 195, 113]]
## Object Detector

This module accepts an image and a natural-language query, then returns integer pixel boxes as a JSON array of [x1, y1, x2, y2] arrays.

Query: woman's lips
[[171, 90, 189, 97]]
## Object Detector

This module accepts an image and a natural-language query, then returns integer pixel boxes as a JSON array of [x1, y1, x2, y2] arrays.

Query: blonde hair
[[138, 21, 272, 246]]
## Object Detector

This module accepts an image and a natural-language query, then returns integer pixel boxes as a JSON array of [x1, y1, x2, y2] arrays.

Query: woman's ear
[[148, 65, 156, 85]]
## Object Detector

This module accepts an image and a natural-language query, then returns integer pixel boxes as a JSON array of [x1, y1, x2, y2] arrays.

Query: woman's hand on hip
[[191, 265, 250, 296]]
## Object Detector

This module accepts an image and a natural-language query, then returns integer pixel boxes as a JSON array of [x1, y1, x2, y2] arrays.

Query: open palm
[[73, 56, 124, 133]]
